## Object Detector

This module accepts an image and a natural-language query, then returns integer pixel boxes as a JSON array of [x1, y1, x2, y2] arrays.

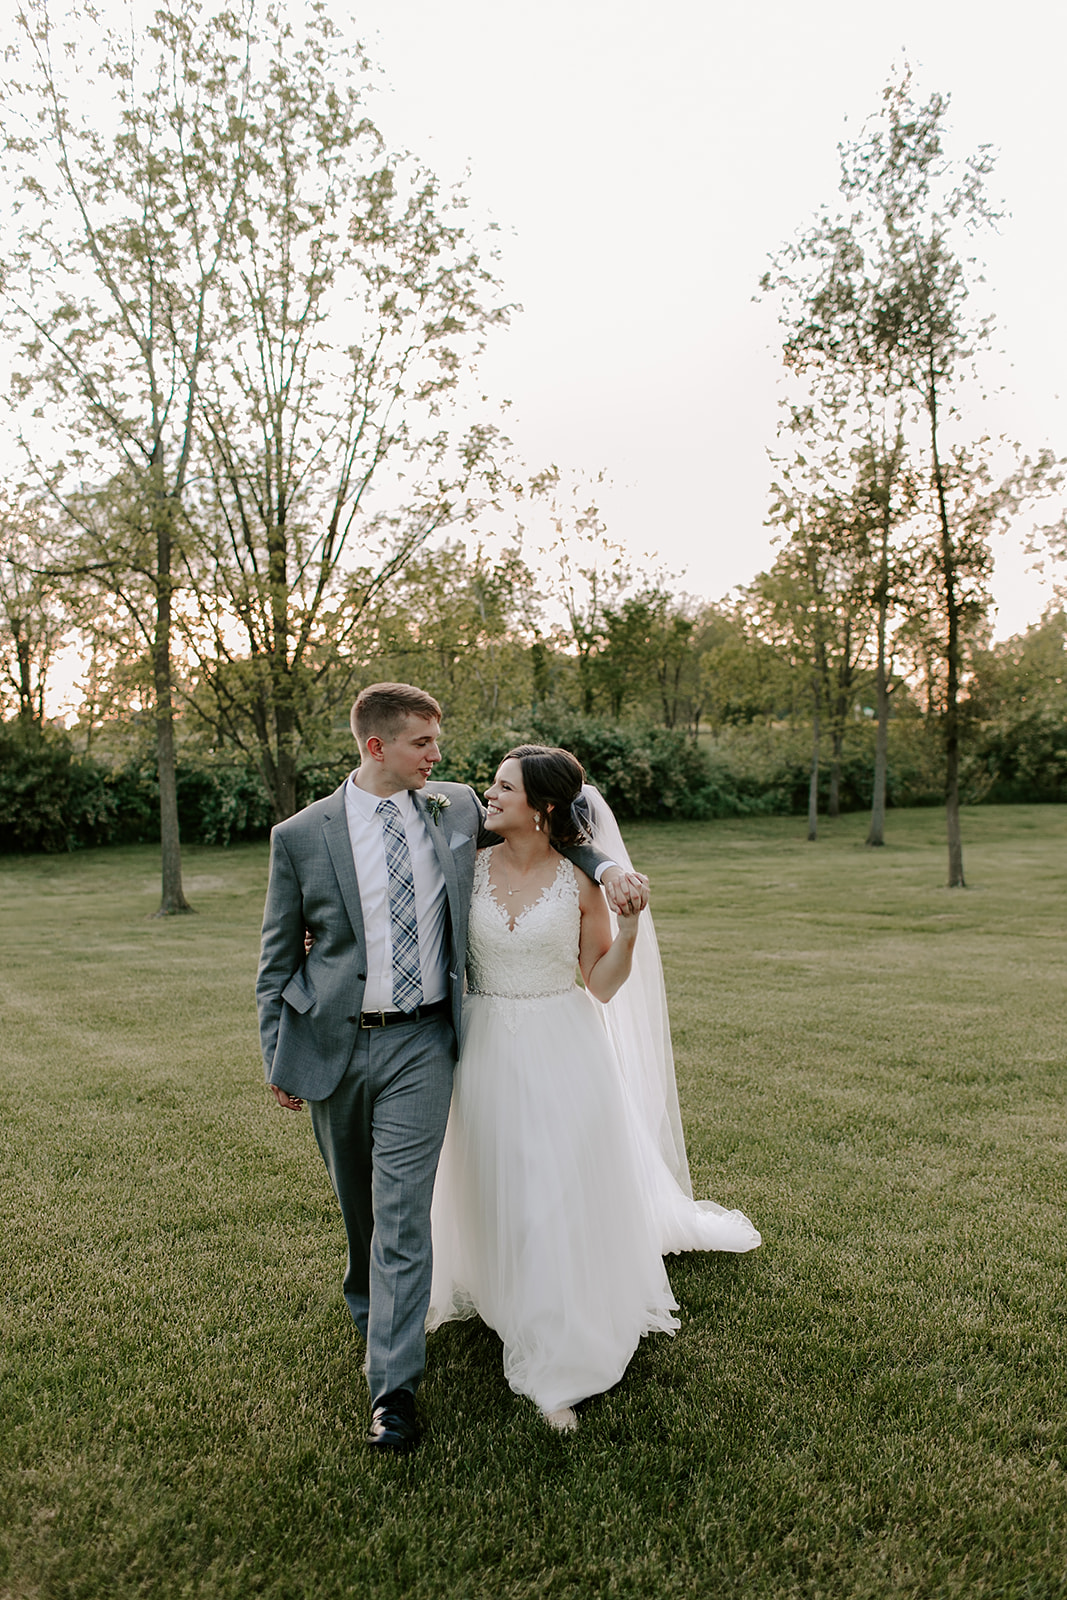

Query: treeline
[[1, 15, 1065, 891], [3, 569, 1064, 853]]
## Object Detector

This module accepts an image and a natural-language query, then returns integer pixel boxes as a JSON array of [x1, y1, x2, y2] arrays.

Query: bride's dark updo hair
[[503, 744, 592, 849]]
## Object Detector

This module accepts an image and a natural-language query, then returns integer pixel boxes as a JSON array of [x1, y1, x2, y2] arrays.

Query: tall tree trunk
[[868, 631, 890, 845], [530, 639, 549, 717], [867, 518, 891, 846], [268, 646, 298, 822], [929, 370, 965, 887], [828, 630, 851, 819], [828, 722, 843, 818], [807, 673, 821, 842], [579, 651, 595, 716], [13, 620, 38, 728], [272, 696, 298, 822], [152, 511, 192, 916], [268, 516, 298, 822]]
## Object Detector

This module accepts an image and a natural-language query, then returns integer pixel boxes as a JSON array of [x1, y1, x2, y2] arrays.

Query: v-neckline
[[484, 852, 567, 933]]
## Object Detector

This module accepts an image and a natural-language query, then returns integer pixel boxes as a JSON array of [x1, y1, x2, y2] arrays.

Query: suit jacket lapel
[[322, 782, 367, 950], [416, 791, 461, 911]]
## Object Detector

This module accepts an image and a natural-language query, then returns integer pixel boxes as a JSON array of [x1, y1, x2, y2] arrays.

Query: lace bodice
[[467, 850, 581, 1001]]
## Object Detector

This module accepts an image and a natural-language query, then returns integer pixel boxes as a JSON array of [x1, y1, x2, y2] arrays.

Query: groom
[[256, 682, 646, 1452]]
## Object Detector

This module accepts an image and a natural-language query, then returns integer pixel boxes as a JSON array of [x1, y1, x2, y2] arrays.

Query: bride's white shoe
[[543, 1407, 578, 1432]]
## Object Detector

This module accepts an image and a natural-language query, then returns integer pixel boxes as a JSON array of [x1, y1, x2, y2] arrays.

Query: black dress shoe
[[367, 1389, 420, 1453]]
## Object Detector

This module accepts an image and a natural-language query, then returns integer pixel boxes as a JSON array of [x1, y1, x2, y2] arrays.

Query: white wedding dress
[[427, 845, 761, 1416]]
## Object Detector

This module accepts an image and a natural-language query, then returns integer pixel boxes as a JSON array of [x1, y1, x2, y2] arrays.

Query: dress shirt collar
[[347, 774, 420, 823]]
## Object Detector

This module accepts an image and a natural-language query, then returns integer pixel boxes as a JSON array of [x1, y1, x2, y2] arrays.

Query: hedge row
[[3, 711, 1064, 855], [0, 726, 273, 854], [438, 719, 733, 821], [438, 716, 956, 819]]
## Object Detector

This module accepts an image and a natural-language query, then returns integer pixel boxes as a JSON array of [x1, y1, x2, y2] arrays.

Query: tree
[[760, 433, 875, 840], [594, 587, 707, 732], [2, 0, 260, 910], [181, 14, 509, 820], [763, 131, 917, 848], [4, 1, 509, 859], [966, 610, 1067, 801], [647, 595, 706, 734], [531, 468, 628, 717], [594, 591, 657, 720], [855, 80, 1066, 882], [700, 603, 793, 730], [861, 93, 992, 883], [852, 430, 912, 842], [369, 541, 540, 729], [764, 68, 1062, 882], [896, 442, 1061, 783], [64, 589, 153, 758], [0, 492, 70, 728]]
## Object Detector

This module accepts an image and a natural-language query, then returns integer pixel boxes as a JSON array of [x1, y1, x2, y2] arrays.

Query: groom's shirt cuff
[[593, 860, 618, 884]]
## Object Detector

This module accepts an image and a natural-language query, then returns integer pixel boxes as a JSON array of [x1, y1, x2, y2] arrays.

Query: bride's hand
[[602, 868, 649, 917]]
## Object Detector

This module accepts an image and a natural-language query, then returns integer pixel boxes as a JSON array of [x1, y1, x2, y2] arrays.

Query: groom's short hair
[[351, 682, 443, 745]]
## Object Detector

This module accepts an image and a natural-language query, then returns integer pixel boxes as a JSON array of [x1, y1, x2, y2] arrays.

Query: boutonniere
[[424, 792, 451, 826]]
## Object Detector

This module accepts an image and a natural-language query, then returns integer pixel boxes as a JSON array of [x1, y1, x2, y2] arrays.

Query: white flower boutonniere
[[424, 792, 452, 826]]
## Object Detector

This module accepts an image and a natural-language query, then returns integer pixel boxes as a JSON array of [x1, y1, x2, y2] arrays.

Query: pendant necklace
[[500, 849, 538, 896]]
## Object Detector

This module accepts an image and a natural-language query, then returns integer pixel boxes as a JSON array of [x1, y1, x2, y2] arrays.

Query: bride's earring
[[534, 813, 542, 832]]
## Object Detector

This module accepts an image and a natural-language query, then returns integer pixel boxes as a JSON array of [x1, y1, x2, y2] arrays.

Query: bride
[[427, 744, 761, 1431]]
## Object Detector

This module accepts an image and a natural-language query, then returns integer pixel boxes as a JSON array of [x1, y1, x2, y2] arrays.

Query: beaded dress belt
[[357, 999, 450, 1029], [467, 987, 571, 1000]]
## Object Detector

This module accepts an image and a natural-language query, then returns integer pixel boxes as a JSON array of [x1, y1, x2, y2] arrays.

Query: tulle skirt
[[427, 985, 758, 1414]]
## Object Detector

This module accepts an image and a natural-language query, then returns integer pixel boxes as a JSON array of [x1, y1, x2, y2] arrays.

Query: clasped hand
[[601, 868, 650, 919]]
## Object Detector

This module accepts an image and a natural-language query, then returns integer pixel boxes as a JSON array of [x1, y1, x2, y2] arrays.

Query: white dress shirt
[[345, 777, 450, 1011]]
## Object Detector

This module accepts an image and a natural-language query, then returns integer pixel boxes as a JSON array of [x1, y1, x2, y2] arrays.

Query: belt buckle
[[360, 1010, 387, 1029]]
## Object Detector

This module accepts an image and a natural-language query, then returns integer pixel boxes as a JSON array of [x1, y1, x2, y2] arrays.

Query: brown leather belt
[[358, 999, 450, 1029]]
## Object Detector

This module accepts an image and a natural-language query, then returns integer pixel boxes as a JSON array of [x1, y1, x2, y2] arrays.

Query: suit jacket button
[[356, 972, 367, 980], [347, 1014, 359, 1023]]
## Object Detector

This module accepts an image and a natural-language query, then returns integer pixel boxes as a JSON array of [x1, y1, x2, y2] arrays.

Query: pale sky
[[345, 0, 1067, 637], [9, 0, 1067, 719]]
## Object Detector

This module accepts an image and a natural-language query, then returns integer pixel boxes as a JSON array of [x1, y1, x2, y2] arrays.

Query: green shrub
[[2, 702, 1060, 857], [0, 723, 275, 853], [174, 760, 274, 846], [0, 724, 80, 852], [966, 709, 1067, 803], [66, 754, 157, 847], [704, 717, 950, 816], [435, 717, 727, 820], [296, 755, 357, 811]]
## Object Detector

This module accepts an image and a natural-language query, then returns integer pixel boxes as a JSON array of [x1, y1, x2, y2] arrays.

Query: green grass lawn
[[2, 806, 1065, 1600]]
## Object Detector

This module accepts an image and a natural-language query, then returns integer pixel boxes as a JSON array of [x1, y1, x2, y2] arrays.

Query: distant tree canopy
[[4, 519, 1065, 855], [2, 41, 1066, 861]]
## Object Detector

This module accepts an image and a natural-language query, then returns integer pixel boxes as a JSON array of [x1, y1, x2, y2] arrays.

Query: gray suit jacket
[[256, 777, 607, 1102]]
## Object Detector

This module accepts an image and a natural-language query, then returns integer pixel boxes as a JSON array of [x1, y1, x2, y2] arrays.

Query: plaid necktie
[[376, 798, 423, 1011]]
